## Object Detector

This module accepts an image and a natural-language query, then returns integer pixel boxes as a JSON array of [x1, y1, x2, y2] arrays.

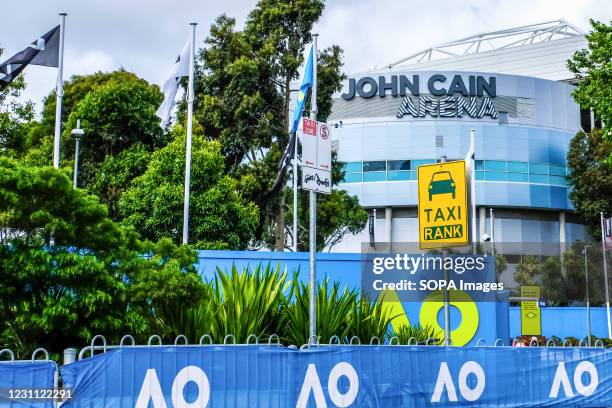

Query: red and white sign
[[301, 117, 332, 194]]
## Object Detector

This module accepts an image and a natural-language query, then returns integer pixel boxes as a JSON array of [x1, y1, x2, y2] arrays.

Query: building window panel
[[342, 173, 362, 183], [387, 170, 411, 181], [412, 159, 436, 169], [529, 174, 548, 184], [508, 173, 529, 182], [507, 161, 528, 173], [475, 160, 485, 171], [549, 175, 567, 186], [530, 163, 548, 175], [549, 164, 566, 176], [363, 172, 386, 182], [345, 162, 362, 173], [475, 171, 485, 181], [388, 160, 411, 171], [484, 160, 506, 171], [485, 171, 507, 181], [363, 161, 386, 172]]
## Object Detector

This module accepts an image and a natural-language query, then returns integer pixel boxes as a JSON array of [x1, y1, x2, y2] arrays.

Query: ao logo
[[549, 361, 599, 398], [431, 361, 485, 403], [135, 366, 210, 408], [296, 362, 359, 408]]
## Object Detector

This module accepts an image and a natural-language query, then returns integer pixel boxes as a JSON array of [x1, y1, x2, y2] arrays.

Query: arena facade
[[328, 20, 595, 271]]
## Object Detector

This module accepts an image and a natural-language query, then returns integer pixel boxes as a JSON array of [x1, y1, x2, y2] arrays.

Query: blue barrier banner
[[60, 345, 612, 407], [0, 361, 57, 408]]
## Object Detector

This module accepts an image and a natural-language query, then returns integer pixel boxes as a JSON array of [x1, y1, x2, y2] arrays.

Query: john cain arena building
[[330, 21, 594, 267]]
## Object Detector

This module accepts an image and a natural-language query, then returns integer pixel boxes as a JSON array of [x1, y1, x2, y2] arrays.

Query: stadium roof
[[382, 20, 586, 82]]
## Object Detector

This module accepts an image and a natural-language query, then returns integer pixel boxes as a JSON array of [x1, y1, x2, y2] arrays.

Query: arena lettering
[[341, 74, 496, 100], [135, 366, 210, 408], [296, 362, 359, 408], [431, 361, 486, 403], [549, 361, 599, 399]]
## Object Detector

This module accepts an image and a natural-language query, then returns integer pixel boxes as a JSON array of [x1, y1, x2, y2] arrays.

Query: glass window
[[342, 173, 362, 183], [363, 161, 386, 172], [387, 170, 411, 181], [412, 159, 435, 168], [549, 164, 566, 176], [484, 160, 506, 171], [475, 160, 485, 171], [485, 171, 507, 181], [363, 172, 386, 182], [530, 163, 548, 175], [549, 175, 567, 186], [529, 174, 548, 184], [475, 171, 485, 181], [387, 160, 410, 171], [345, 162, 362, 173], [508, 173, 528, 182], [507, 161, 528, 173]]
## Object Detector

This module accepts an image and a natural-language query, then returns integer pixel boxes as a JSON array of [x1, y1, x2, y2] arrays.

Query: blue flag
[[290, 46, 314, 133]]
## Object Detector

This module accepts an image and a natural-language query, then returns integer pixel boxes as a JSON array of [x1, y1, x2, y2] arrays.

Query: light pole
[[71, 120, 84, 189], [583, 245, 592, 346]]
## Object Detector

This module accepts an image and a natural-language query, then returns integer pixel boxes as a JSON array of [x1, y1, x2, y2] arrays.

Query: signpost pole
[[601, 212, 611, 339], [309, 34, 318, 342], [439, 155, 451, 345], [583, 245, 592, 346]]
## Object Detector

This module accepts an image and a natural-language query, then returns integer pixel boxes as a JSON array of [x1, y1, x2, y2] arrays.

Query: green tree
[[567, 129, 612, 235], [541, 256, 566, 305], [514, 255, 539, 286], [119, 131, 259, 248], [567, 19, 612, 145], [0, 158, 205, 357]]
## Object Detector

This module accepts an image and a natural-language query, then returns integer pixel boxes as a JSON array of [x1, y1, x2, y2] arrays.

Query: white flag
[[156, 37, 191, 127]]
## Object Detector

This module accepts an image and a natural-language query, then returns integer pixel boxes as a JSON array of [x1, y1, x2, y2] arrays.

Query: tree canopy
[[119, 131, 259, 249], [568, 19, 612, 148]]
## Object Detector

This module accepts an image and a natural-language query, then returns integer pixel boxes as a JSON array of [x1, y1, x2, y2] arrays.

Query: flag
[[268, 45, 315, 196], [156, 37, 191, 127], [605, 217, 612, 251], [369, 211, 376, 248], [290, 46, 314, 133], [0, 26, 60, 90]]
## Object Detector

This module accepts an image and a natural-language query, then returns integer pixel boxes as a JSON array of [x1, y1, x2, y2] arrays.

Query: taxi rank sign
[[417, 161, 468, 249]]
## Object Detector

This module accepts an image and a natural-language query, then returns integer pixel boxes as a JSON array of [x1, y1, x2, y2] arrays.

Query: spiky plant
[[282, 278, 358, 346], [346, 295, 396, 344], [394, 324, 440, 345]]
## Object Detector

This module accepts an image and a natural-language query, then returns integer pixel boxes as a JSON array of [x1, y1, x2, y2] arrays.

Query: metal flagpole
[[293, 132, 298, 252], [440, 155, 451, 345], [53, 13, 67, 169], [470, 129, 477, 254], [309, 34, 318, 342], [601, 212, 611, 339], [490, 208, 495, 254], [182, 22, 197, 245]]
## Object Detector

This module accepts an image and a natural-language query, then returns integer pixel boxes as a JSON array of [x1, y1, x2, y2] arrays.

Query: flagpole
[[470, 129, 477, 254], [182, 22, 197, 245], [309, 34, 318, 342], [601, 212, 611, 339], [53, 13, 67, 169], [293, 131, 298, 252]]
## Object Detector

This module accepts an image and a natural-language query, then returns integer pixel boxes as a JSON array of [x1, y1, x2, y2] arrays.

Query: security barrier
[[1, 338, 611, 408], [0, 349, 57, 408]]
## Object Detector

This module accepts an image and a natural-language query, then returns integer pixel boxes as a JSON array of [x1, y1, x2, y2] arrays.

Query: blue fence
[[57, 345, 611, 408], [0, 359, 56, 408], [197, 250, 610, 342]]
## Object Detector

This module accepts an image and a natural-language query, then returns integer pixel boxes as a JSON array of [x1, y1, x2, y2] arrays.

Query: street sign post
[[417, 160, 469, 249], [520, 286, 542, 336], [301, 117, 332, 194]]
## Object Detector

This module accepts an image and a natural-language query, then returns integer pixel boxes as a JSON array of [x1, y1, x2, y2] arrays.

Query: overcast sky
[[1, 0, 610, 113]]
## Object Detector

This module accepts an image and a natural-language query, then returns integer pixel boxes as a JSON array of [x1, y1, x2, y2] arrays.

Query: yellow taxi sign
[[417, 160, 468, 249]]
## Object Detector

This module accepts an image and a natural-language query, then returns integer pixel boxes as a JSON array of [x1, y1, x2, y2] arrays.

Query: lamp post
[[71, 120, 84, 189], [583, 245, 592, 346]]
